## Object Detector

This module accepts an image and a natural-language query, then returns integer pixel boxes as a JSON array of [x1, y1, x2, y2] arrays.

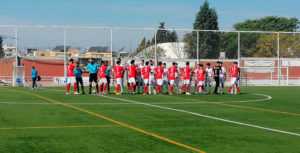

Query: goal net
[[239, 67, 288, 86], [13, 65, 26, 87]]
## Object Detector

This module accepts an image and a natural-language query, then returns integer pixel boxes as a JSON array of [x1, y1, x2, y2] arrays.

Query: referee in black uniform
[[213, 61, 222, 94]]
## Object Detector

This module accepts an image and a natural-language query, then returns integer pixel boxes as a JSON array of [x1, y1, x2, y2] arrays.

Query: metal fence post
[[238, 32, 241, 67], [287, 67, 289, 86], [196, 31, 199, 63], [64, 28, 67, 78], [154, 29, 157, 64], [277, 32, 280, 86], [110, 28, 113, 64]]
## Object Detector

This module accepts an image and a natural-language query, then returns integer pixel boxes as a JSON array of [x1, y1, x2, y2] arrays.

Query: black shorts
[[89, 73, 98, 82]]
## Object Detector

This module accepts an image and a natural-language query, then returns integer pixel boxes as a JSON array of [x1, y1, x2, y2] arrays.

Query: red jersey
[[114, 66, 124, 79], [182, 67, 192, 80], [67, 64, 75, 77], [230, 66, 239, 78], [127, 65, 137, 78], [155, 66, 164, 79], [168, 67, 178, 80], [99, 66, 107, 79], [196, 68, 206, 81], [142, 66, 151, 79]]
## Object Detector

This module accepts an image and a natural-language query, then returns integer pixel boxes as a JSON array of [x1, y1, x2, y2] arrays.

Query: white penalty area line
[[99, 95, 300, 137]]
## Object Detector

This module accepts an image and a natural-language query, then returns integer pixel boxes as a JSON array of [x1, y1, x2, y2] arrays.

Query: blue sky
[[0, 0, 299, 51], [0, 0, 299, 29]]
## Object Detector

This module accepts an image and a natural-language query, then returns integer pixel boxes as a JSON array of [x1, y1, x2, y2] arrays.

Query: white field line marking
[[21, 88, 300, 136], [99, 95, 300, 137], [0, 99, 270, 105], [0, 94, 271, 105], [40, 88, 272, 104]]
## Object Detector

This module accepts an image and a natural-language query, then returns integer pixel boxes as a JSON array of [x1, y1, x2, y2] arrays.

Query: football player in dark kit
[[213, 61, 222, 94]]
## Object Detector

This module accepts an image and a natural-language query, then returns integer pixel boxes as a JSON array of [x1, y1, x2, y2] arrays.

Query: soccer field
[[0, 86, 299, 153]]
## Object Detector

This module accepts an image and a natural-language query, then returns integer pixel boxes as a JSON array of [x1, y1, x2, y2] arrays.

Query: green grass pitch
[[0, 86, 299, 153]]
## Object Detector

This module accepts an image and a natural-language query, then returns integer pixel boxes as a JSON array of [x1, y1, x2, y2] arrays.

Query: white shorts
[[144, 79, 149, 85], [231, 77, 237, 85], [67, 77, 76, 84], [116, 78, 122, 85], [156, 79, 163, 85], [198, 81, 204, 86], [128, 78, 136, 83], [170, 80, 175, 85], [99, 78, 107, 84], [183, 79, 190, 85]]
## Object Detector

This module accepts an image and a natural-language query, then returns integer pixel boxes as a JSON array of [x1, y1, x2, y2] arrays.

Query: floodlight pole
[[110, 28, 113, 64], [238, 32, 241, 67], [196, 31, 199, 63], [277, 32, 280, 86], [154, 29, 157, 65], [64, 28, 67, 78]]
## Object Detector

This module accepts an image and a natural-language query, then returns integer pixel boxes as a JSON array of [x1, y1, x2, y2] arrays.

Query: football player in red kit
[[168, 62, 178, 95], [66, 59, 78, 95], [113, 60, 124, 95], [126, 60, 138, 94], [179, 62, 192, 95], [195, 64, 206, 95], [98, 61, 108, 94], [228, 62, 241, 95], [153, 62, 164, 94], [142, 61, 151, 95]]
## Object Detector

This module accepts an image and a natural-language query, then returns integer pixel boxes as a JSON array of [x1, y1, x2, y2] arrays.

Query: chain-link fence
[[1, 25, 300, 86]]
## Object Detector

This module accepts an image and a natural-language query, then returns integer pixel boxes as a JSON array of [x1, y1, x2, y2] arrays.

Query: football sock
[[228, 86, 233, 93], [116, 84, 120, 93], [180, 85, 185, 90], [236, 86, 240, 94], [74, 83, 77, 92], [103, 84, 107, 92], [144, 85, 148, 93], [67, 84, 70, 93], [155, 85, 161, 92], [99, 84, 102, 93], [170, 85, 174, 93], [186, 85, 189, 92], [196, 86, 200, 93]]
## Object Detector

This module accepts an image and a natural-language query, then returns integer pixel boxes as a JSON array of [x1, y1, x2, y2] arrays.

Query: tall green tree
[[221, 16, 299, 58], [234, 16, 299, 31], [152, 22, 178, 43], [136, 22, 178, 54], [185, 1, 220, 59], [0, 36, 4, 58]]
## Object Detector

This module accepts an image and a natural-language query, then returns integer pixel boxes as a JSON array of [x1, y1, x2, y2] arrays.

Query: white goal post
[[239, 67, 289, 86]]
